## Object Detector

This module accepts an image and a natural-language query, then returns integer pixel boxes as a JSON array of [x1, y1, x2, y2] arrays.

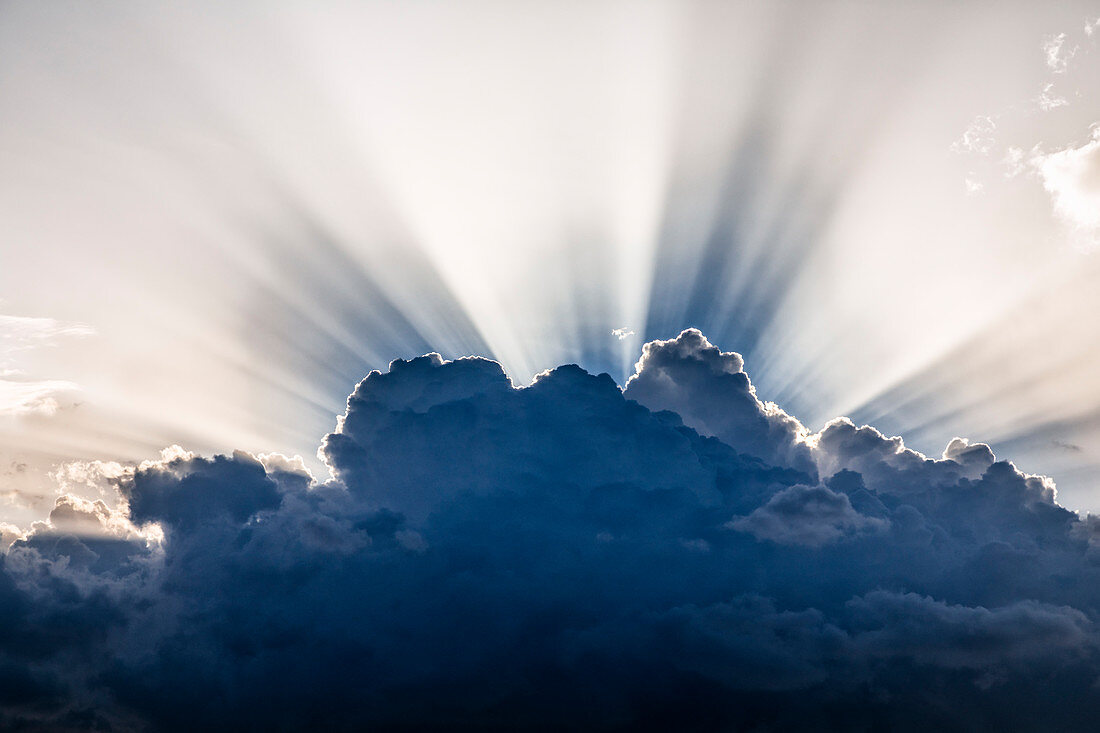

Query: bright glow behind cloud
[[1033, 126, 1100, 246], [4, 0, 1100, 511]]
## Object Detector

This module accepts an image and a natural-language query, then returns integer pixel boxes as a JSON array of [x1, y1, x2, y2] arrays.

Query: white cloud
[[41, 493, 155, 542], [1003, 146, 1027, 178], [1043, 33, 1077, 73], [1036, 83, 1069, 112], [964, 176, 984, 195], [51, 459, 128, 500], [1085, 17, 1100, 37], [0, 315, 95, 349], [0, 522, 24, 550], [0, 314, 94, 417], [611, 327, 635, 340], [0, 378, 79, 417], [951, 115, 997, 155], [1031, 125, 1100, 247]]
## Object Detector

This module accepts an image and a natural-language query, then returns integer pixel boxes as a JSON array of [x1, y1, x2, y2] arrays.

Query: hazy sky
[[4, 0, 1100, 520]]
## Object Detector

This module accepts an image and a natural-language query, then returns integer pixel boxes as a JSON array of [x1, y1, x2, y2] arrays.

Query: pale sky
[[4, 0, 1100, 522]]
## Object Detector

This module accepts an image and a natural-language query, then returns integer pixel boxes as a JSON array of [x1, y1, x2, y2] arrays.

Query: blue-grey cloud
[[730, 483, 888, 547], [1, 333, 1098, 731]]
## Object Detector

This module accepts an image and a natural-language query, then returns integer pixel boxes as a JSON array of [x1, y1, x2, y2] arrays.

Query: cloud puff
[[1032, 125, 1100, 246], [624, 329, 816, 474], [2, 334, 1100, 730], [730, 483, 888, 547]]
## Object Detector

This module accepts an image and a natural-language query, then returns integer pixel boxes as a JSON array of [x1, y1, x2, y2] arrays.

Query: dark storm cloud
[[2, 331, 1100, 731]]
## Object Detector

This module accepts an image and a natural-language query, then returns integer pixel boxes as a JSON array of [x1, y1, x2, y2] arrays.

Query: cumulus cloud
[[2, 333, 1100, 730], [611, 327, 635, 340], [624, 329, 816, 473], [730, 483, 888, 547], [1031, 125, 1100, 247]]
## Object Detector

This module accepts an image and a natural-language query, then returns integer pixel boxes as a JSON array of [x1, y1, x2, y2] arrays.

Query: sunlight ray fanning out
[[5, 0, 1100, 511]]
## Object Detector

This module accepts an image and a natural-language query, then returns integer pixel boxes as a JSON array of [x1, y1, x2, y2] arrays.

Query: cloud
[[0, 315, 95, 348], [1087, 17, 1100, 37], [730, 483, 889, 547], [1031, 125, 1100, 247], [611, 327, 635, 340], [1036, 82, 1069, 112], [3, 334, 1100, 729], [0, 378, 80, 417], [1043, 33, 1077, 73], [624, 329, 816, 474], [943, 436, 998, 473], [0, 314, 94, 417], [951, 115, 997, 155], [847, 591, 1093, 671], [1003, 146, 1027, 177]]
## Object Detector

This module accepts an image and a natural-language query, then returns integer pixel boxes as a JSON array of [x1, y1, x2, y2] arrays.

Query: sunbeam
[[4, 0, 1100, 515]]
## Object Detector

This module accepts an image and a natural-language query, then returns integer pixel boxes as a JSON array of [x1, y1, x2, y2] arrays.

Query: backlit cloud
[[1, 333, 1099, 730], [1031, 125, 1100, 247]]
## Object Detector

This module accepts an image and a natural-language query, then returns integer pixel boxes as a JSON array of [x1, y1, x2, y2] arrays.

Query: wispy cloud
[[1002, 146, 1027, 178], [1035, 83, 1069, 111], [0, 314, 94, 417], [950, 115, 997, 155], [0, 379, 80, 417], [611, 327, 635, 340], [0, 315, 95, 352], [1043, 32, 1077, 73]]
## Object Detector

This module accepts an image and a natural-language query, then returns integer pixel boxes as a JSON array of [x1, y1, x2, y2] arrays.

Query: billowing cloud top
[[2, 331, 1098, 731]]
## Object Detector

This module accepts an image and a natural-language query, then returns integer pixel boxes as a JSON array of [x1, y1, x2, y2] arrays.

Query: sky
[[4, 2, 1100, 726]]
